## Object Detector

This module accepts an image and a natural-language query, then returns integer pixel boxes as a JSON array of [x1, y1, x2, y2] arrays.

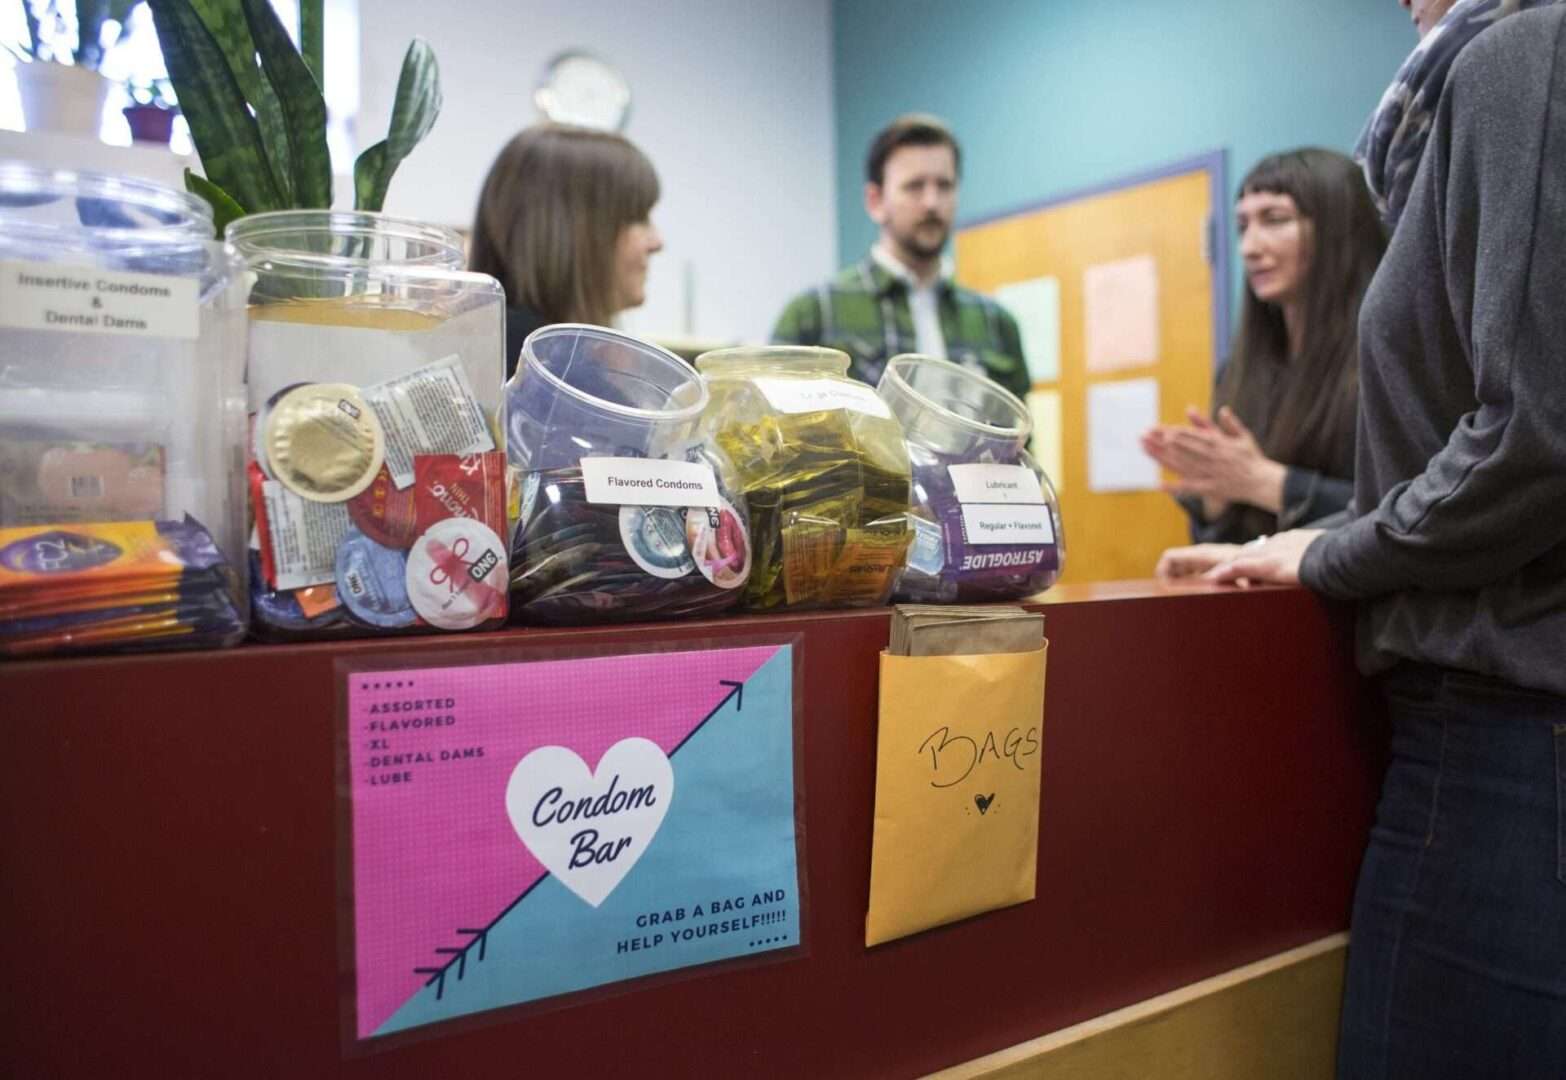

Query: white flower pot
[[14, 62, 113, 136]]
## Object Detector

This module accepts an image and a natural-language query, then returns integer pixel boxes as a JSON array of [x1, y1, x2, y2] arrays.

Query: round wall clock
[[534, 51, 632, 132]]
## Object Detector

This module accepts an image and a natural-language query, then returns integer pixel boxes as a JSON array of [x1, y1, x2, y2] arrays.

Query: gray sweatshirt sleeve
[[1303, 27, 1566, 599]]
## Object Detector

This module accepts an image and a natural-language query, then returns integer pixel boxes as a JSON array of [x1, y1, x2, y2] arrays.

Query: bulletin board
[[956, 152, 1230, 584]]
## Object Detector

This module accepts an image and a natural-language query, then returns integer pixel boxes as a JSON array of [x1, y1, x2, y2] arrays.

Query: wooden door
[[956, 154, 1227, 584]]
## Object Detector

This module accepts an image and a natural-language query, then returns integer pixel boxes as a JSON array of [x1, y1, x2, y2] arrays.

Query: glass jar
[[229, 211, 509, 638], [0, 162, 247, 656], [695, 346, 912, 611], [878, 354, 1064, 602], [507, 324, 750, 624]]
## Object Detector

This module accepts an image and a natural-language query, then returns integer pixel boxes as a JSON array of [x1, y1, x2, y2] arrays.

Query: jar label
[[0, 259, 199, 340], [946, 463, 1044, 505], [958, 504, 1056, 546], [908, 460, 1060, 589], [751, 376, 893, 420], [581, 456, 721, 508]]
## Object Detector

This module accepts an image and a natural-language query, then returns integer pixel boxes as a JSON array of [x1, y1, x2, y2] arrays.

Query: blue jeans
[[1337, 664, 1566, 1079]]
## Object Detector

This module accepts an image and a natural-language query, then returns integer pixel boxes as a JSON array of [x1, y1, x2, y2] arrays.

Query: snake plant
[[146, 0, 442, 236]]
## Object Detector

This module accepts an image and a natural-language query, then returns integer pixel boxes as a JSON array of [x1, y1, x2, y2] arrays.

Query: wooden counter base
[[0, 582, 1385, 1077]]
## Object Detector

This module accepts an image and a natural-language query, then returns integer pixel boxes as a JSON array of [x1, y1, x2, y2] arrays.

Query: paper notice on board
[[1025, 389, 1064, 496], [994, 276, 1061, 384], [1087, 378, 1160, 492], [1084, 254, 1160, 372]]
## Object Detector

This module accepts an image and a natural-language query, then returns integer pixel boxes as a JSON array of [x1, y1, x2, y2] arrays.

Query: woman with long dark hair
[[1143, 148, 1386, 544], [469, 124, 663, 378]]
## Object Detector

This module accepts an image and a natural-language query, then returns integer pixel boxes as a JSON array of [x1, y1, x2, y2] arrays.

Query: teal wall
[[832, 0, 1416, 265]]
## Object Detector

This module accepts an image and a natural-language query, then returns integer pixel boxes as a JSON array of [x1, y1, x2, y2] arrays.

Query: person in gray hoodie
[[1159, 1, 1566, 1075]]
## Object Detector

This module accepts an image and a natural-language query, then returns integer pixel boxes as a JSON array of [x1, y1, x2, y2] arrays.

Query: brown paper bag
[[866, 642, 1048, 946]]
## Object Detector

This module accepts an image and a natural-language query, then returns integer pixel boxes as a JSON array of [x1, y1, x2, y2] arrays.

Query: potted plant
[[146, 0, 441, 235], [10, 1, 137, 135], [121, 74, 177, 145]]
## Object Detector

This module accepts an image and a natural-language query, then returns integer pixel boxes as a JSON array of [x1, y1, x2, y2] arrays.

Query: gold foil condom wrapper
[[263, 383, 386, 503], [702, 377, 912, 611]]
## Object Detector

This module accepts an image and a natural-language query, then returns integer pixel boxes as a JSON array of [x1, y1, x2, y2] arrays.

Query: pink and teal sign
[[343, 643, 799, 1041]]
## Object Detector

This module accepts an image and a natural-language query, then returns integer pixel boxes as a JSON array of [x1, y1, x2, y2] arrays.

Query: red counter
[[0, 583, 1385, 1078]]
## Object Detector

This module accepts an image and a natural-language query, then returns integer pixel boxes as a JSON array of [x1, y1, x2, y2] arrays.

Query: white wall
[[357, 0, 837, 345]]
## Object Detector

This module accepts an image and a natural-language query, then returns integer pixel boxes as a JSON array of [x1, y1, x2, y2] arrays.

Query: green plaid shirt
[[770, 256, 1029, 399]]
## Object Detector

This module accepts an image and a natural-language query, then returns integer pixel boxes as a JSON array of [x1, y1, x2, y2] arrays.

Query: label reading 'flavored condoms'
[[580, 457, 721, 508]]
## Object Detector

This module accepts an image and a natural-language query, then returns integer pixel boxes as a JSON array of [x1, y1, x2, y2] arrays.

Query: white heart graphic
[[505, 737, 674, 908]]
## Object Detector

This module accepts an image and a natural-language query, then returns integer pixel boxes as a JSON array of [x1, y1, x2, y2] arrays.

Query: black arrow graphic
[[456, 927, 488, 962], [671, 678, 745, 755], [411, 924, 493, 999], [719, 679, 744, 711], [435, 946, 467, 979], [413, 966, 446, 999]]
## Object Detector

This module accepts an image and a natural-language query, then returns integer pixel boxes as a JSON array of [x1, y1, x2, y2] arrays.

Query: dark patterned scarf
[[1355, 0, 1566, 227]]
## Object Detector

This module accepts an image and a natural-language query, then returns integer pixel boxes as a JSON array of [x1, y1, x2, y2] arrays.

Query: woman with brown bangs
[[1144, 148, 1386, 547], [469, 124, 664, 379]]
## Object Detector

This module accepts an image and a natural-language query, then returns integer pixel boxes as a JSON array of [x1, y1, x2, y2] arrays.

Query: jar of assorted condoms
[[0, 162, 248, 656], [506, 325, 750, 625], [876, 354, 1063, 602], [694, 346, 912, 611], [229, 211, 509, 638]]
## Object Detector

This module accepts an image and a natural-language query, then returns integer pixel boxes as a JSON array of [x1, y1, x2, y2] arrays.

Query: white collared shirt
[[871, 245, 949, 360]]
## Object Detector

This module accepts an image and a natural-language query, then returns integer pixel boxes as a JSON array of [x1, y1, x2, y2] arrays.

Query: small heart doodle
[[974, 793, 995, 815]]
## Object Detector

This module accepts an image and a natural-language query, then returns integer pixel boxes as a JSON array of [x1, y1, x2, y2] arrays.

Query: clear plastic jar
[[695, 346, 912, 611], [878, 354, 1064, 602], [0, 162, 247, 656], [229, 211, 509, 638], [507, 325, 750, 624]]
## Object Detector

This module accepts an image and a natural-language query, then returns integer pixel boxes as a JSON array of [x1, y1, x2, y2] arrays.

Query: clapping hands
[[1141, 405, 1286, 515]]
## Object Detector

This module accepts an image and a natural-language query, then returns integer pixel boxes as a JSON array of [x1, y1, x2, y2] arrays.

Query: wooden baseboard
[[928, 934, 1349, 1080]]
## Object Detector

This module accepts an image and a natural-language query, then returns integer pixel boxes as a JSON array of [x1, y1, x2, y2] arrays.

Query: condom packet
[[0, 433, 166, 526], [0, 517, 243, 654]]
